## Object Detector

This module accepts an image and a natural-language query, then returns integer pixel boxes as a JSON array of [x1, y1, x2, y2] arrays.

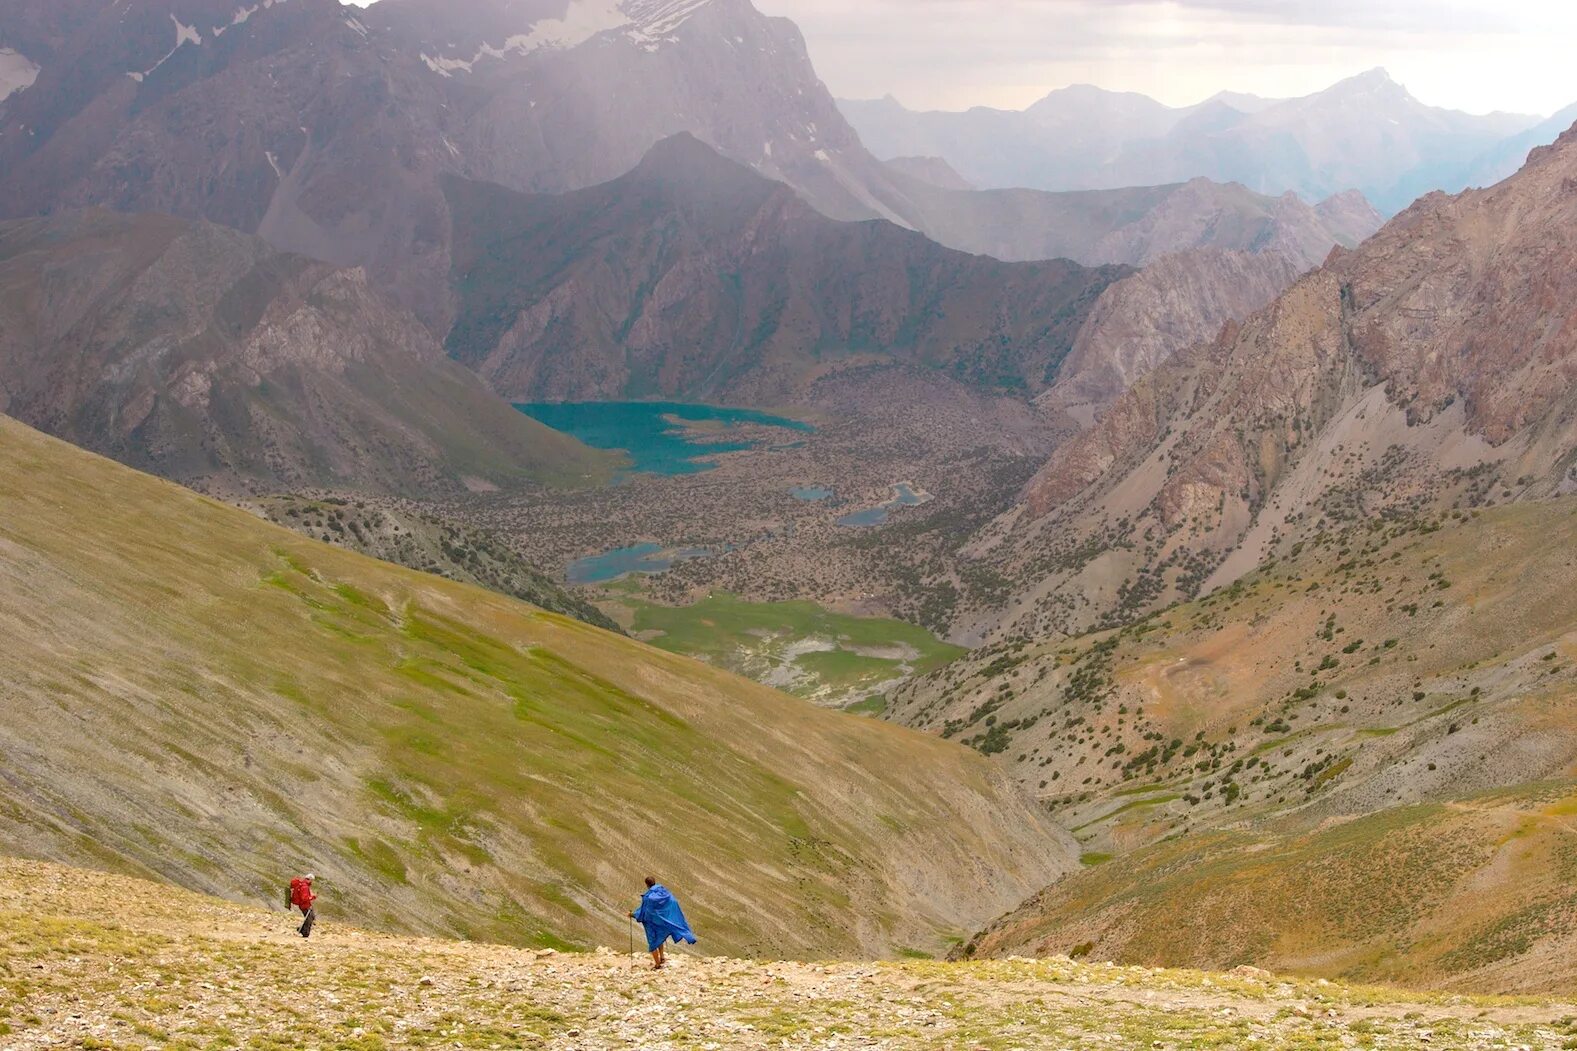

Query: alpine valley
[[2, 0, 1577, 1044]]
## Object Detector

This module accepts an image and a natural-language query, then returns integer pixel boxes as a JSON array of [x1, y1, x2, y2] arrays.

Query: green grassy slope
[[0, 415, 1072, 959], [603, 589, 965, 708]]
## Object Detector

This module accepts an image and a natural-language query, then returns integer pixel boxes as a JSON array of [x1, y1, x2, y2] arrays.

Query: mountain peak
[[628, 132, 773, 194], [1326, 66, 1410, 99]]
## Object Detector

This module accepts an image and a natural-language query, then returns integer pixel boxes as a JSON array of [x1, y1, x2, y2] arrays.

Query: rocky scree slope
[[967, 120, 1577, 643], [9, 857, 1577, 1050], [443, 134, 1130, 402], [0, 209, 609, 495], [0, 414, 1073, 959]]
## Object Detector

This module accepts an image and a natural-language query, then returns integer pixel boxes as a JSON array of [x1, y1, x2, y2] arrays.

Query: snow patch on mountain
[[0, 48, 39, 102], [420, 0, 713, 74], [212, 0, 289, 37], [127, 14, 204, 83]]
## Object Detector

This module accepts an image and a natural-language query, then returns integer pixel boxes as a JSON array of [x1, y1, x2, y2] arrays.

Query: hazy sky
[[753, 0, 1577, 115], [346, 0, 1577, 117]]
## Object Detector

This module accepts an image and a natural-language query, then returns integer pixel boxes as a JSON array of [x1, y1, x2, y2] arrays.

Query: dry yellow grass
[[8, 856, 1577, 1050]]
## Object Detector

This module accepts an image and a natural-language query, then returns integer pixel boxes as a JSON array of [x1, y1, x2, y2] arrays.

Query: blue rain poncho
[[633, 884, 698, 952]]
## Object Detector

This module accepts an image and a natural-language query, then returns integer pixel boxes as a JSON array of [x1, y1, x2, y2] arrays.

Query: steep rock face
[[0, 0, 466, 325], [970, 121, 1577, 640], [0, 209, 609, 495], [1039, 249, 1306, 426], [443, 135, 1129, 402], [0, 0, 1390, 339], [842, 71, 1541, 213]]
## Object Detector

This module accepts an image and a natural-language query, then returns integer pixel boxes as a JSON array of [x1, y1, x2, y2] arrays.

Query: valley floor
[[6, 858, 1577, 1050]]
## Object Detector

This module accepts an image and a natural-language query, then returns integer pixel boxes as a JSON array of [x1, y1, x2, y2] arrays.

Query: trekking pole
[[628, 911, 635, 973]]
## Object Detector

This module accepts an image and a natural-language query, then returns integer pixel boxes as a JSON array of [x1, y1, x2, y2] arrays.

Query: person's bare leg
[[650, 948, 663, 970]]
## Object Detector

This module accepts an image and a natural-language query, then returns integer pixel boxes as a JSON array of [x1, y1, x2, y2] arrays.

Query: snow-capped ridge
[[419, 0, 714, 75]]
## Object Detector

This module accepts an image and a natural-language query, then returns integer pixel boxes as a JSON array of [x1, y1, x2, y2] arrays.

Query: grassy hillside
[[972, 781, 1577, 995], [891, 500, 1577, 988], [9, 857, 1574, 1050], [0, 414, 1071, 959], [600, 587, 965, 708]]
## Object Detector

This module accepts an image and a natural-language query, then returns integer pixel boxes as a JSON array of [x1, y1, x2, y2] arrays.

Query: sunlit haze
[[346, 0, 1576, 116]]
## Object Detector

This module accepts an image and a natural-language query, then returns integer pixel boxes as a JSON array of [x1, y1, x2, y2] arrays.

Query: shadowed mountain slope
[[0, 413, 1074, 958], [0, 0, 940, 329], [443, 134, 1130, 402], [0, 209, 609, 495]]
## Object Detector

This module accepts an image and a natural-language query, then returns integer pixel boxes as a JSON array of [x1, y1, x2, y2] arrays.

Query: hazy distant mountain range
[[842, 69, 1569, 214], [0, 0, 1384, 296]]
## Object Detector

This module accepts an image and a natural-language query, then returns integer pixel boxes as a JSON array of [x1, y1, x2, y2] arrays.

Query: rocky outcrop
[[443, 135, 1129, 402], [1039, 249, 1305, 425], [0, 209, 608, 495]]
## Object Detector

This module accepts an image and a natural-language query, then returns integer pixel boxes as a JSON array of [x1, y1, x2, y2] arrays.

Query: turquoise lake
[[791, 486, 834, 502], [516, 401, 814, 476], [566, 543, 713, 585], [837, 483, 927, 528]]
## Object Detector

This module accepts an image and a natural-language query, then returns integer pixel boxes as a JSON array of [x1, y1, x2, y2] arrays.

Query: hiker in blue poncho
[[630, 876, 697, 969]]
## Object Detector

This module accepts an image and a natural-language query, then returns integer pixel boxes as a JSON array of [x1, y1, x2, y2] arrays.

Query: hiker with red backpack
[[289, 873, 317, 938]]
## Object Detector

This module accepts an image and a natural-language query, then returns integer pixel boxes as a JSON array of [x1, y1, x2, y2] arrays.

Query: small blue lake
[[836, 483, 928, 528], [516, 401, 815, 476], [791, 486, 834, 502], [566, 543, 713, 586]]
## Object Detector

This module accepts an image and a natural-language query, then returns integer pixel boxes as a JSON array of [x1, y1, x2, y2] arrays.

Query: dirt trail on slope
[[5, 857, 1577, 1050]]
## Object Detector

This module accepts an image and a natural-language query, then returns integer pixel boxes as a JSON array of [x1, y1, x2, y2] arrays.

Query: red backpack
[[289, 877, 314, 911]]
